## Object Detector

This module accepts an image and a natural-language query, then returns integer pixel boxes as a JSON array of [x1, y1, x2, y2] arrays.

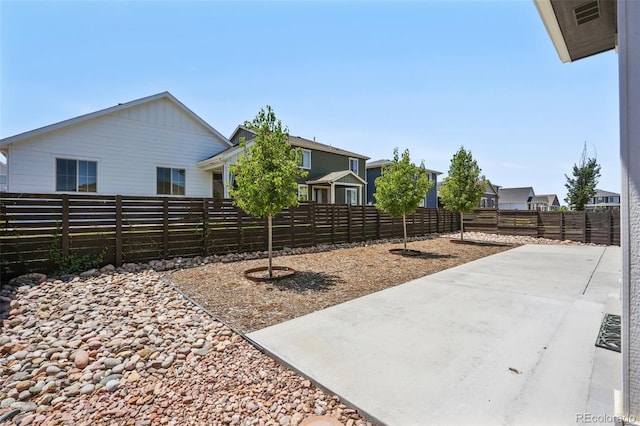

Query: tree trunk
[[268, 215, 273, 278], [460, 211, 464, 241], [403, 214, 407, 252]]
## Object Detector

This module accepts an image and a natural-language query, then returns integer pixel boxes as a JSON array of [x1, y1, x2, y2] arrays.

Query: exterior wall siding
[[304, 150, 366, 182], [230, 128, 255, 146], [425, 173, 439, 208], [4, 99, 229, 196], [366, 168, 382, 204], [499, 202, 529, 210], [367, 166, 439, 208]]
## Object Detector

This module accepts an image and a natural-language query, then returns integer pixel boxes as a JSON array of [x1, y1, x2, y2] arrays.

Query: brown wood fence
[[0, 193, 461, 278], [463, 209, 620, 246]]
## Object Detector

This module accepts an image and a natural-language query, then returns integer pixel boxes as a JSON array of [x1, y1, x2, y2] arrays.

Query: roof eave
[[533, 0, 572, 63], [1, 91, 233, 148]]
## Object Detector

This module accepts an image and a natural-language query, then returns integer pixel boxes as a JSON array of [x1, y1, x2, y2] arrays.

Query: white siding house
[[0, 92, 232, 197]]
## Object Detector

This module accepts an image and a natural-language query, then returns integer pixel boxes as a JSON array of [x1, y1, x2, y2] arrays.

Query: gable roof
[[366, 158, 442, 175], [594, 189, 620, 197], [229, 125, 369, 160], [0, 92, 233, 148], [306, 170, 366, 185], [533, 194, 560, 206], [482, 180, 500, 196], [498, 187, 535, 204]]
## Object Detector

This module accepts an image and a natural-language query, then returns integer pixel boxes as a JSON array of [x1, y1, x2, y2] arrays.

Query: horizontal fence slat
[[2, 192, 619, 281]]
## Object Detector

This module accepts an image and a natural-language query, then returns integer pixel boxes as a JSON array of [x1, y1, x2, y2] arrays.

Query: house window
[[298, 184, 309, 201], [300, 150, 311, 169], [157, 167, 185, 195], [481, 198, 487, 208], [56, 158, 97, 192], [0, 175, 6, 185], [491, 199, 496, 208], [349, 158, 359, 175], [346, 188, 358, 205]]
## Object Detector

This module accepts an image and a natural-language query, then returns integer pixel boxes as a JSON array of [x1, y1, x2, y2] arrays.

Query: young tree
[[439, 146, 484, 241], [565, 144, 601, 211], [229, 106, 307, 278], [374, 148, 432, 252]]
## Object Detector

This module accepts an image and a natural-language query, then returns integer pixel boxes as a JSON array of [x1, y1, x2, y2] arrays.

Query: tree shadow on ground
[[449, 239, 514, 247], [389, 249, 456, 260], [266, 271, 343, 294]]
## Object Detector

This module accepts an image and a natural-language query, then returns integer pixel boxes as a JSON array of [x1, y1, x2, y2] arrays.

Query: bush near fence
[[0, 193, 461, 279], [463, 209, 620, 246]]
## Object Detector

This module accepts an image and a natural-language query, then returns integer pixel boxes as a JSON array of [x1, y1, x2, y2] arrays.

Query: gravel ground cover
[[0, 272, 371, 425], [165, 235, 519, 333], [0, 232, 599, 425]]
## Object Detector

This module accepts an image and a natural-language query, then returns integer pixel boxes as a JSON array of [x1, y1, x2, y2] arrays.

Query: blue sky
[[1, 0, 620, 204]]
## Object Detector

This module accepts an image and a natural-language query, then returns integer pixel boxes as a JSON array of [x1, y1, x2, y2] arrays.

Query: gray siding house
[[530, 194, 560, 211], [479, 181, 500, 209], [497, 187, 535, 210], [585, 189, 621, 211], [198, 126, 369, 205], [366, 159, 441, 207]]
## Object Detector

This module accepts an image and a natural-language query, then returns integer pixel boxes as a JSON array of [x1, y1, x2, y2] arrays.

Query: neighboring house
[[0, 160, 7, 192], [530, 194, 560, 211], [366, 159, 441, 207], [197, 126, 369, 205], [479, 181, 500, 209], [435, 180, 499, 209], [497, 187, 535, 210], [585, 189, 621, 211], [0, 92, 233, 197]]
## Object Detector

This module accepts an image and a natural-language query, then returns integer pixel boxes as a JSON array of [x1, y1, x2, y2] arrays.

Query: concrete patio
[[247, 245, 622, 426]]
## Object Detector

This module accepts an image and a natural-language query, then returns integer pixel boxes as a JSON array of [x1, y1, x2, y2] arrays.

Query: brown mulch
[[164, 237, 516, 334]]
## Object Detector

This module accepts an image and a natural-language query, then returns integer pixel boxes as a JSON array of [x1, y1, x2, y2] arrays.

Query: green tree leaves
[[564, 144, 601, 211], [439, 146, 484, 241], [229, 106, 307, 277], [374, 148, 432, 251]]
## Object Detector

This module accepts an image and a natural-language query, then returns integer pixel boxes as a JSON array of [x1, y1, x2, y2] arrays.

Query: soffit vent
[[574, 1, 600, 25]]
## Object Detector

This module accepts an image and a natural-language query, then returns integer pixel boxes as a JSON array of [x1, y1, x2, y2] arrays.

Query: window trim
[[55, 157, 98, 193], [348, 157, 359, 175], [345, 187, 358, 205], [300, 149, 312, 169], [298, 184, 309, 202], [157, 166, 186, 196]]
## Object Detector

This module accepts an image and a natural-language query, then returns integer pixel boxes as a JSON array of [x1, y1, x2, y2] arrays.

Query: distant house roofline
[[0, 91, 233, 148], [366, 158, 442, 175], [229, 125, 369, 160]]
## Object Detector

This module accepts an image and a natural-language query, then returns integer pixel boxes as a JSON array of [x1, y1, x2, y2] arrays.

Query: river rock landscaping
[[0, 272, 370, 425], [0, 232, 602, 425]]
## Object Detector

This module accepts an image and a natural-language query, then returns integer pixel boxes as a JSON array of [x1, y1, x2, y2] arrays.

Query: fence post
[[290, 207, 295, 247], [559, 211, 563, 241], [376, 209, 381, 239], [347, 205, 352, 243], [331, 205, 336, 244], [583, 211, 587, 243], [608, 209, 612, 246], [202, 199, 209, 256], [115, 195, 122, 266], [310, 202, 316, 246], [362, 204, 366, 240], [163, 199, 169, 258], [61, 194, 70, 257], [237, 210, 243, 250]]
